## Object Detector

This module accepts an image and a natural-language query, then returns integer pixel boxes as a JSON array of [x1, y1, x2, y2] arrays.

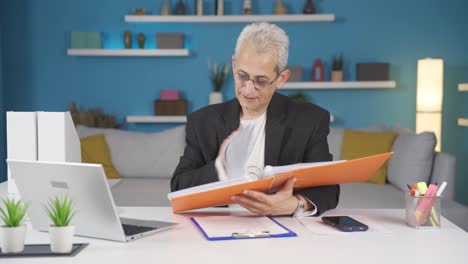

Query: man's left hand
[[231, 178, 298, 216]]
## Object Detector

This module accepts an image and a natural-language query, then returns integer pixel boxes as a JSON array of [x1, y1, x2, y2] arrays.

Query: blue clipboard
[[190, 216, 297, 241]]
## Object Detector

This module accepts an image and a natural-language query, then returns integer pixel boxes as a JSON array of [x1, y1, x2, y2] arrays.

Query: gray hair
[[234, 22, 289, 73]]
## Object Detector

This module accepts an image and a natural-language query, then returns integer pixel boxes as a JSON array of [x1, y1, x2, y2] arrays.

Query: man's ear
[[231, 55, 236, 75], [276, 68, 291, 90]]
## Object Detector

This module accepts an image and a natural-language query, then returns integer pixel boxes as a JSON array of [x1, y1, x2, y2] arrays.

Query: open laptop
[[7, 159, 177, 242]]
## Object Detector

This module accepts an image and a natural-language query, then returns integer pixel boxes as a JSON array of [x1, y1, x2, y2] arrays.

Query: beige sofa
[[76, 124, 466, 231], [76, 124, 457, 205]]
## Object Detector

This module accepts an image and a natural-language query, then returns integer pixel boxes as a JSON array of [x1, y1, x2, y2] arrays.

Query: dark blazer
[[171, 92, 340, 215]]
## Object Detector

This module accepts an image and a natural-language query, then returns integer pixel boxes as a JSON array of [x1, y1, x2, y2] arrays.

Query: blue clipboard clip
[[190, 216, 297, 241]]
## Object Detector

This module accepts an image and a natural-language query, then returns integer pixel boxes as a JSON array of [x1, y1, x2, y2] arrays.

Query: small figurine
[[303, 0, 316, 14], [137, 33, 146, 49]]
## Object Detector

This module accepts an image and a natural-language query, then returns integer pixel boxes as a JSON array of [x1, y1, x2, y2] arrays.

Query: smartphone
[[322, 216, 369, 232]]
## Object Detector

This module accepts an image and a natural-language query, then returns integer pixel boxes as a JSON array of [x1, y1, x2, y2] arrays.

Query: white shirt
[[240, 111, 266, 179]]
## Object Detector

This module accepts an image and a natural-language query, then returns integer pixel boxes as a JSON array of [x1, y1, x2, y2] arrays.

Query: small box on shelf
[[156, 33, 184, 49], [288, 66, 303, 82], [71, 31, 103, 49], [356, 63, 389, 81], [154, 100, 187, 115], [160, 89, 180, 101]]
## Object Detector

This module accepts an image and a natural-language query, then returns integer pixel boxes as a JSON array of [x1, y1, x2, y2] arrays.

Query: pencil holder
[[405, 193, 441, 229]]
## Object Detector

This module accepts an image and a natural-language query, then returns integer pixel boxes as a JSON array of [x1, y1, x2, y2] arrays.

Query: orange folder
[[170, 152, 393, 213]]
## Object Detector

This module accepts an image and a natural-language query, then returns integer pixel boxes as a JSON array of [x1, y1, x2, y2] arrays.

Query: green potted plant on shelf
[[288, 92, 310, 103], [0, 197, 29, 253], [209, 60, 230, 105], [45, 195, 76, 253], [331, 54, 344, 82]]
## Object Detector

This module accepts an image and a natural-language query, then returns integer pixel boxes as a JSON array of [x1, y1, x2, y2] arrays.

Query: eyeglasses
[[235, 70, 283, 90]]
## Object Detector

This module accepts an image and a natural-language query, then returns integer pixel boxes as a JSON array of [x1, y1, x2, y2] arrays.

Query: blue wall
[[2, 0, 468, 204], [0, 23, 4, 184], [0, 1, 6, 185]]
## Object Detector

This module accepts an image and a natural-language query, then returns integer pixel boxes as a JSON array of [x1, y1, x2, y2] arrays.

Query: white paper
[[224, 125, 256, 180], [263, 160, 345, 178], [299, 215, 392, 236], [168, 177, 249, 199], [193, 216, 290, 238]]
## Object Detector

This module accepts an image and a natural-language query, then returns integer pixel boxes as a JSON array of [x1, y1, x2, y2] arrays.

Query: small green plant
[[288, 92, 309, 103], [46, 195, 76, 227], [332, 54, 344, 71], [0, 198, 28, 227], [209, 61, 230, 92]]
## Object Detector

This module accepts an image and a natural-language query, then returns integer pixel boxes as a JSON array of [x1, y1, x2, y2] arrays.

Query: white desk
[[1, 207, 467, 263], [1, 183, 468, 263]]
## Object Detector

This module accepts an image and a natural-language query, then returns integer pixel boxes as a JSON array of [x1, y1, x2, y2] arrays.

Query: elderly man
[[171, 22, 339, 217]]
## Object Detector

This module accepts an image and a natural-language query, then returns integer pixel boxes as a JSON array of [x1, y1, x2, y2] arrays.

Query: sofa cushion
[[328, 125, 386, 161], [76, 125, 185, 178], [387, 129, 436, 192], [341, 129, 397, 184], [80, 134, 120, 179]]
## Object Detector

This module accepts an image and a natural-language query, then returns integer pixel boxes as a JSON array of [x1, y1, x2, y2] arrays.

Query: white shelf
[[126, 114, 335, 123], [67, 49, 190, 57], [126, 115, 187, 123], [124, 14, 335, 23], [458, 83, 468, 92], [458, 118, 468, 127], [283, 81, 396, 89]]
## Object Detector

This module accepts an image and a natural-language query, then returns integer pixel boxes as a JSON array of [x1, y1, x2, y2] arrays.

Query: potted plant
[[45, 195, 76, 253], [288, 92, 309, 103], [209, 61, 230, 105], [331, 54, 344, 82], [0, 197, 28, 253]]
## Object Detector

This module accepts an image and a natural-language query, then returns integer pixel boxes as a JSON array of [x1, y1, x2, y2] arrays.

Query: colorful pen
[[436, 181, 447, 197]]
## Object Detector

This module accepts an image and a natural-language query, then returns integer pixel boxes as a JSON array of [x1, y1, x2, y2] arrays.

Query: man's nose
[[244, 79, 257, 92]]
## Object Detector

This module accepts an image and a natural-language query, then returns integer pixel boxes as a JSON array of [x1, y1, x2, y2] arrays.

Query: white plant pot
[[49, 225, 75, 253], [209, 92, 223, 105], [0, 225, 27, 253]]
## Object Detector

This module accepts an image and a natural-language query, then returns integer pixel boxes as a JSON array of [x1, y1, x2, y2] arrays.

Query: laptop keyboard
[[122, 224, 157, 236]]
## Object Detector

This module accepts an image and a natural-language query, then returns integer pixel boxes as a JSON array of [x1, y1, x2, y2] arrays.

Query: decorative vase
[[174, 0, 186, 15], [49, 225, 75, 254], [209, 92, 223, 105], [303, 0, 315, 14], [216, 0, 224, 16], [161, 0, 171, 15], [274, 0, 288, 15], [195, 0, 203, 15], [243, 0, 252, 15], [312, 59, 324, 81], [137, 33, 146, 49], [0, 225, 27, 253], [123, 31, 132, 49], [331, 71, 343, 82]]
